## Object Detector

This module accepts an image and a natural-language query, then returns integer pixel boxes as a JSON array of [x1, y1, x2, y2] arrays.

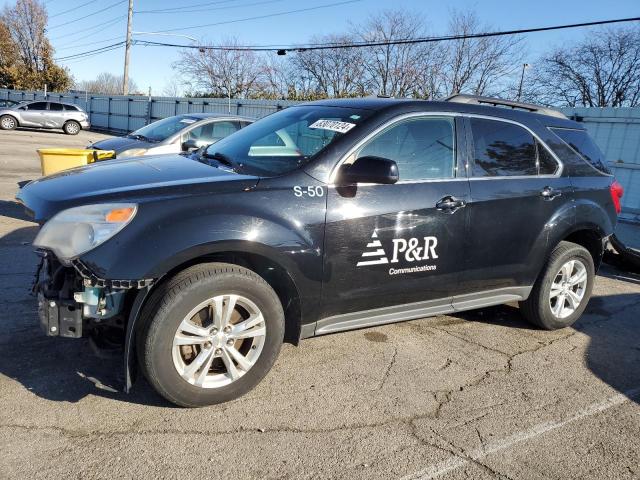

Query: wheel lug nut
[[226, 339, 234, 346], [214, 348, 222, 355], [211, 328, 218, 334], [223, 326, 232, 333], [204, 341, 212, 349]]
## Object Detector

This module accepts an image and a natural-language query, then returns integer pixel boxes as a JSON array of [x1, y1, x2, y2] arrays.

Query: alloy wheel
[[65, 122, 79, 134], [1, 116, 16, 129], [549, 259, 588, 319], [172, 294, 266, 388]]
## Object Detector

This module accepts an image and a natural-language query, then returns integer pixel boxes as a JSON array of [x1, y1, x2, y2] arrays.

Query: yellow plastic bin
[[37, 148, 115, 176]]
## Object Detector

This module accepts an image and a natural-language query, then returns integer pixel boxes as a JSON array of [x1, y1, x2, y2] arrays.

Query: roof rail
[[444, 94, 567, 119]]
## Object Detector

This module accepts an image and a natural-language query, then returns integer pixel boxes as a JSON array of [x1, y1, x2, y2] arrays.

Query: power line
[[139, 16, 640, 52], [55, 41, 126, 61], [136, 0, 286, 15], [47, 0, 127, 30], [153, 0, 363, 33], [56, 35, 125, 52], [49, 0, 101, 19], [135, 0, 238, 14], [52, 15, 640, 64], [49, 14, 126, 41]]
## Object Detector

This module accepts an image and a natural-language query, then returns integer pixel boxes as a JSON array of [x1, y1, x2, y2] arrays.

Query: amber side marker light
[[105, 207, 135, 223]]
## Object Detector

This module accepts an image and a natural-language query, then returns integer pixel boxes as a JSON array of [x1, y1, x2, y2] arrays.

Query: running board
[[307, 286, 532, 337]]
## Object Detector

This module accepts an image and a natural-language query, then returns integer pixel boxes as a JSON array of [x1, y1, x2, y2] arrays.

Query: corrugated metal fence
[[0, 88, 297, 132], [1, 89, 638, 214]]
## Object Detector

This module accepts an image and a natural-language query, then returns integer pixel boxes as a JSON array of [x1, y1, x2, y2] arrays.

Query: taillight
[[610, 180, 624, 214]]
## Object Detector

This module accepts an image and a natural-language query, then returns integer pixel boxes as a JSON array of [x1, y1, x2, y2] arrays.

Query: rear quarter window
[[550, 128, 610, 174]]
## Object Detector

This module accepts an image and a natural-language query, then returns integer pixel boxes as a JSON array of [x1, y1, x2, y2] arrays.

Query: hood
[[89, 136, 155, 154], [17, 154, 259, 222]]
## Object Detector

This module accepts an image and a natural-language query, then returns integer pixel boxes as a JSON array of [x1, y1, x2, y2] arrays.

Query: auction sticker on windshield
[[309, 119, 356, 134]]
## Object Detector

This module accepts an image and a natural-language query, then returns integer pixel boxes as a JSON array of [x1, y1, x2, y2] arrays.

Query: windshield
[[130, 115, 200, 142], [204, 106, 372, 176]]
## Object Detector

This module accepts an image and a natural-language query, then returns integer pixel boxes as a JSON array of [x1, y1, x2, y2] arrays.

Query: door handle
[[540, 186, 561, 200], [436, 196, 466, 213]]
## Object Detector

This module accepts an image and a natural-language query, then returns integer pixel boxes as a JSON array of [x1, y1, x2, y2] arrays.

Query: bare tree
[[441, 11, 524, 97], [258, 55, 299, 99], [174, 38, 266, 98], [161, 76, 184, 97], [75, 72, 138, 95], [526, 27, 640, 107], [357, 10, 440, 98], [291, 34, 368, 98]]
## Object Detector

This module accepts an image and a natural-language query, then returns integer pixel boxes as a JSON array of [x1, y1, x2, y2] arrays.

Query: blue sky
[[4, 0, 640, 94]]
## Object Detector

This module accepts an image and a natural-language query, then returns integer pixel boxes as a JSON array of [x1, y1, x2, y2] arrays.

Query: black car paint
[[17, 98, 618, 390]]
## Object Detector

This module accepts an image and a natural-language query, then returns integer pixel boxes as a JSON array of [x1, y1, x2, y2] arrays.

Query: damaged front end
[[27, 201, 152, 353], [34, 250, 152, 346]]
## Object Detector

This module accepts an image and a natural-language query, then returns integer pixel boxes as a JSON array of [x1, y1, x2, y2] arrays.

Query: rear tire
[[0, 115, 17, 130], [63, 120, 80, 135], [138, 263, 284, 407], [520, 241, 595, 330]]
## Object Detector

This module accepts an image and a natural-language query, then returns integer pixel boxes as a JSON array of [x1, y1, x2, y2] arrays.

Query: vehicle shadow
[[1, 222, 638, 407], [14, 127, 66, 135], [0, 199, 32, 221], [0, 224, 173, 407], [453, 270, 640, 405]]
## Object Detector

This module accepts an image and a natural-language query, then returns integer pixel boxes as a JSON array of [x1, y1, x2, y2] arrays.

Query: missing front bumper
[[38, 293, 83, 338]]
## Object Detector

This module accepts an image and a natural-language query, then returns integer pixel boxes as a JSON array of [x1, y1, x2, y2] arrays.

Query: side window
[[537, 141, 559, 175], [253, 131, 285, 147], [186, 121, 240, 144], [28, 102, 48, 111], [356, 117, 456, 181], [550, 127, 610, 174], [48, 102, 64, 111], [63, 104, 79, 111], [211, 121, 240, 141], [470, 118, 537, 177]]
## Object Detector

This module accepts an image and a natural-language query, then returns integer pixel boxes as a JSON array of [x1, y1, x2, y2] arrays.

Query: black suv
[[17, 95, 624, 407]]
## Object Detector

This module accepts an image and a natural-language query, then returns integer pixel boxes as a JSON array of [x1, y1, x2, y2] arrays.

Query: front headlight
[[118, 148, 148, 158], [34, 203, 137, 263]]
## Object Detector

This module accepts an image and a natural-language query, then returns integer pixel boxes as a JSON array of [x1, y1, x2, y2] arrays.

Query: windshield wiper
[[203, 151, 242, 172], [127, 133, 154, 142]]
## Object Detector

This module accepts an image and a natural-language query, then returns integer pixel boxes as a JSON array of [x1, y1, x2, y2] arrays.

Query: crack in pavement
[[377, 346, 398, 390]]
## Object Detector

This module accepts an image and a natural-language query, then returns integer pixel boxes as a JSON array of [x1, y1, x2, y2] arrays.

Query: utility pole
[[122, 0, 134, 95]]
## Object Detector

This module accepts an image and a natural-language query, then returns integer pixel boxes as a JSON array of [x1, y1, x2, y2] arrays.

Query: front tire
[[63, 120, 80, 135], [0, 115, 17, 130], [139, 263, 284, 407], [520, 241, 594, 330]]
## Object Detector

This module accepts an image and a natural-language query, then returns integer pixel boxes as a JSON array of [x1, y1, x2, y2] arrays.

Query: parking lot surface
[[0, 129, 639, 479]]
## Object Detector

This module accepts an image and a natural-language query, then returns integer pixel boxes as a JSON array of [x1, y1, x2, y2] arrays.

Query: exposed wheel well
[[562, 229, 605, 271], [154, 252, 302, 345]]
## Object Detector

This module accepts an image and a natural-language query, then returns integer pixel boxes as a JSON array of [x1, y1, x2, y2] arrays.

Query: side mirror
[[337, 156, 399, 185], [181, 138, 199, 152]]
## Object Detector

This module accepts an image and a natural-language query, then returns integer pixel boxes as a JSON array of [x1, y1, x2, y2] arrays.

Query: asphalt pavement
[[0, 128, 638, 479]]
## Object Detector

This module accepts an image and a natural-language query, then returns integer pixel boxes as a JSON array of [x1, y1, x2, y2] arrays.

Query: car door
[[459, 116, 572, 299], [319, 114, 470, 330], [46, 102, 66, 128], [20, 101, 48, 126]]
